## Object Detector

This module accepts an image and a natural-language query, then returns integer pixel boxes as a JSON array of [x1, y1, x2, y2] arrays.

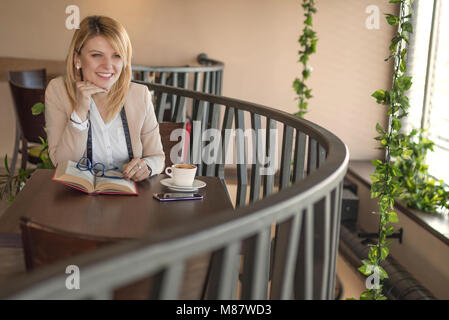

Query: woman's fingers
[[131, 168, 148, 182], [123, 159, 149, 181], [84, 87, 108, 95], [74, 80, 107, 118], [76, 81, 107, 94], [122, 158, 139, 176]]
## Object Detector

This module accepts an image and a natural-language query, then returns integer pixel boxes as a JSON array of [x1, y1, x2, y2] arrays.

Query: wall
[[0, 0, 395, 161]]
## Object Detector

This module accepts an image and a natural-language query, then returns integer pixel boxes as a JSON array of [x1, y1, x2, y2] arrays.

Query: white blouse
[[70, 98, 154, 172]]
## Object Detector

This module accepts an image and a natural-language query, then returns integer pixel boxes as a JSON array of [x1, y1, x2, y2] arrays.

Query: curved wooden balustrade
[[0, 83, 349, 300], [132, 53, 224, 95]]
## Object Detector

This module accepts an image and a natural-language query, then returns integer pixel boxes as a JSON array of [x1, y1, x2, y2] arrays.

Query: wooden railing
[[0, 82, 348, 300], [132, 53, 224, 95]]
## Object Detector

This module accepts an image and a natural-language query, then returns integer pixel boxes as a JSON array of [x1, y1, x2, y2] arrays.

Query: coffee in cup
[[165, 164, 197, 187]]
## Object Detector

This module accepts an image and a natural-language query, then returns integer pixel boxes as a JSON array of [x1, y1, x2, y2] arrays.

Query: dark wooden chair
[[159, 122, 189, 168], [19, 217, 210, 299], [8, 69, 47, 172]]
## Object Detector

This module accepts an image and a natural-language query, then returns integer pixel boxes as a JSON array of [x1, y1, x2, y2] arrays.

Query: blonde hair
[[64, 15, 132, 123]]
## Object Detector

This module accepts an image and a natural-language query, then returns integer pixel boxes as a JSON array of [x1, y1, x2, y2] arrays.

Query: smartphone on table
[[153, 193, 203, 202]]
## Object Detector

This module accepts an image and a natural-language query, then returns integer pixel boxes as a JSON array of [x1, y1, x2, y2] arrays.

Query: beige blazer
[[44, 76, 165, 174]]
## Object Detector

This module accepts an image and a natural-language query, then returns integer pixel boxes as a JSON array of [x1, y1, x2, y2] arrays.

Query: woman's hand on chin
[[75, 80, 108, 121]]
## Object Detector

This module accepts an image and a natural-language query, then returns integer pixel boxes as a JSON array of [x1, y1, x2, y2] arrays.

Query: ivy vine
[[359, 0, 415, 300], [293, 0, 317, 118], [395, 130, 449, 213]]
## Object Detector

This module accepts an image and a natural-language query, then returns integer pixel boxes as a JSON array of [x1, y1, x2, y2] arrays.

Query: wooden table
[[0, 169, 234, 239], [0, 169, 234, 299]]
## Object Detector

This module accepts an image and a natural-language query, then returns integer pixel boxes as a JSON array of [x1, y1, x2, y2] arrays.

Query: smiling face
[[75, 35, 123, 90]]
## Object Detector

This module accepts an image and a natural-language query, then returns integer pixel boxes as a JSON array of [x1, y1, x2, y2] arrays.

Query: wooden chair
[[8, 69, 47, 172], [19, 217, 210, 299], [158, 122, 189, 168]]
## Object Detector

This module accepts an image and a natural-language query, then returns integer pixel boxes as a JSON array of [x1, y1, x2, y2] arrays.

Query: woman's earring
[[76, 65, 80, 70]]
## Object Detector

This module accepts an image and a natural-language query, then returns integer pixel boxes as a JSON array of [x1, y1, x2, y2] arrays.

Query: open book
[[52, 160, 138, 195]]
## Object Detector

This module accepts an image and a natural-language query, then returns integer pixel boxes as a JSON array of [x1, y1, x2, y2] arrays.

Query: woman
[[45, 15, 165, 182]]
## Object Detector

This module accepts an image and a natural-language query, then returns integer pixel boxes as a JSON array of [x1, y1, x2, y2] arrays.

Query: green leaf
[[372, 90, 386, 104], [380, 246, 390, 260], [4, 155, 10, 174], [360, 290, 375, 300], [402, 21, 413, 33], [358, 265, 371, 276], [378, 266, 389, 280], [385, 14, 399, 26], [392, 118, 402, 131], [400, 59, 407, 73], [387, 211, 399, 223], [376, 123, 385, 134], [31, 102, 45, 115], [302, 68, 311, 79], [389, 36, 402, 52], [397, 76, 412, 91], [305, 15, 312, 26]]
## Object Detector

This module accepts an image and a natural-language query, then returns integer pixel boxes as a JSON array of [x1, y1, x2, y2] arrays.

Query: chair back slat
[[159, 122, 185, 168], [8, 69, 46, 89], [9, 82, 46, 143]]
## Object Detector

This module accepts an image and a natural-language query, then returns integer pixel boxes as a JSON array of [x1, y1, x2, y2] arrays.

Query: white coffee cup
[[165, 164, 197, 187]]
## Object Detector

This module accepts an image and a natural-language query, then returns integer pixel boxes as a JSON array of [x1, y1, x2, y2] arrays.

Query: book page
[[65, 161, 95, 182], [95, 172, 137, 194], [53, 160, 95, 193]]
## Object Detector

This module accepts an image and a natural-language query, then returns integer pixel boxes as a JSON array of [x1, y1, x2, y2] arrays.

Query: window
[[404, 0, 449, 183]]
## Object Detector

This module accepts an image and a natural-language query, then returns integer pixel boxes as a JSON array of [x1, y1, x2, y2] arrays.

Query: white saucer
[[160, 178, 206, 192]]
